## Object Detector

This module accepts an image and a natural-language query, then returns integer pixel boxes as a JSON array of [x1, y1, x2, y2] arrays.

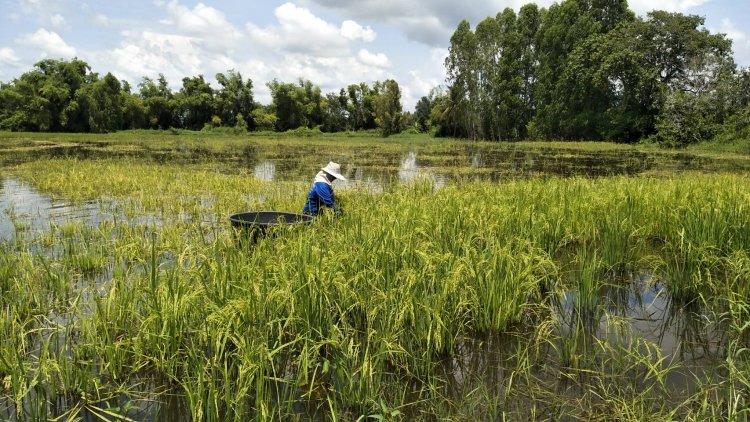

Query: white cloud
[[0, 47, 21, 65], [399, 48, 448, 110], [340, 20, 376, 42], [94, 14, 110, 27], [240, 2, 399, 104], [716, 18, 750, 67], [719, 18, 746, 42], [309, 0, 714, 46], [93, 28, 245, 94], [245, 22, 282, 50], [358, 49, 391, 68], [19, 0, 66, 23], [0, 48, 22, 81], [307, 0, 520, 46], [163, 1, 243, 51], [628, 0, 712, 14], [247, 3, 378, 57], [17, 28, 77, 58], [102, 30, 203, 83], [49, 13, 66, 29], [273, 2, 349, 55]]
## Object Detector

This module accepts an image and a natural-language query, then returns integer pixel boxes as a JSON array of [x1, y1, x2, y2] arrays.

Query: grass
[[0, 134, 749, 420]]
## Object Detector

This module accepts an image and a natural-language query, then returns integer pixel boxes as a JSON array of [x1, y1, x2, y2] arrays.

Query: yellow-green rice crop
[[1, 153, 749, 420]]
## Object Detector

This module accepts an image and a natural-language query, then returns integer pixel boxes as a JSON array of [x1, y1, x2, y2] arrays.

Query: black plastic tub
[[229, 211, 313, 243]]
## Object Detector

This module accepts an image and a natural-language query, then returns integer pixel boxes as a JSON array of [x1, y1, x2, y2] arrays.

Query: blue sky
[[1, 0, 748, 110]]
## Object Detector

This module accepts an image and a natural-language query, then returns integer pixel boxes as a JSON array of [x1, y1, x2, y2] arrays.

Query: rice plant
[[0, 142, 749, 420]]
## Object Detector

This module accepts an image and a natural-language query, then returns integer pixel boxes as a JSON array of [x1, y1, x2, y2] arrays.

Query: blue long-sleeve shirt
[[303, 174, 338, 216]]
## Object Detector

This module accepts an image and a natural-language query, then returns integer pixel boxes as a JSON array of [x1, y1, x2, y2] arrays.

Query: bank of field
[[1, 153, 750, 420]]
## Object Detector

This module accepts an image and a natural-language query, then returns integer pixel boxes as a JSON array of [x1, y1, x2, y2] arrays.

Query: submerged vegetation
[[1, 134, 749, 420]]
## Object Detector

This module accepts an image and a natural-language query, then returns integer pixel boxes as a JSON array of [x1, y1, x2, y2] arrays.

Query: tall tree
[[414, 94, 434, 132], [0, 58, 92, 131], [267, 79, 324, 131], [139, 74, 174, 129], [517, 4, 541, 138], [560, 10, 733, 142], [373, 79, 403, 137], [174, 75, 214, 130], [321, 89, 349, 132], [531, 0, 634, 139], [445, 20, 480, 139], [346, 83, 378, 130], [215, 70, 254, 129], [78, 73, 124, 133]]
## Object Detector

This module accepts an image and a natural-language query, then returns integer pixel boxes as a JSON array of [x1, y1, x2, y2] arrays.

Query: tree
[[174, 75, 214, 130], [121, 91, 147, 130], [0, 58, 92, 131], [653, 90, 718, 147], [267, 79, 324, 131], [268, 79, 305, 131], [414, 95, 433, 132], [373, 79, 403, 137], [347, 83, 378, 130], [559, 10, 733, 142], [76, 73, 124, 133], [251, 103, 277, 131], [215, 70, 254, 129], [321, 89, 349, 132], [531, 0, 634, 140], [139, 74, 174, 129], [445, 20, 480, 139], [517, 4, 541, 138]]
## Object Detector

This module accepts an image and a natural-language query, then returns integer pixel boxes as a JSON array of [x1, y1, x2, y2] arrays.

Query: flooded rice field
[[3, 135, 750, 185], [1, 134, 749, 420]]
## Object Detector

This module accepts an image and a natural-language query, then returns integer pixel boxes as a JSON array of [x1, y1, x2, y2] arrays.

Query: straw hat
[[321, 161, 347, 181]]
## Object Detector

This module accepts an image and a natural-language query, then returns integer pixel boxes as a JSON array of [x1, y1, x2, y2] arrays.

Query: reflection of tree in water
[[253, 161, 276, 181], [471, 152, 484, 168], [397, 151, 447, 188], [399, 151, 419, 182]]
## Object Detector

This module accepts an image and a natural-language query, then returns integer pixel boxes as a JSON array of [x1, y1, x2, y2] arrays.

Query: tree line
[[0, 59, 405, 136], [2, 0, 750, 146], [418, 0, 750, 146]]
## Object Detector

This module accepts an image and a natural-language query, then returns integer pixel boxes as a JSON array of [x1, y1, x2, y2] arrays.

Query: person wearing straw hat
[[302, 161, 346, 216]]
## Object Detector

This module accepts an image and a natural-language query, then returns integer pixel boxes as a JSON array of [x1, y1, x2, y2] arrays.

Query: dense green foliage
[[0, 62, 404, 136], [430, 0, 748, 147], [2, 0, 750, 147]]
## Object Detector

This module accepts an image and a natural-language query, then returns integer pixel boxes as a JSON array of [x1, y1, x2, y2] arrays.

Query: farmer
[[302, 161, 346, 216]]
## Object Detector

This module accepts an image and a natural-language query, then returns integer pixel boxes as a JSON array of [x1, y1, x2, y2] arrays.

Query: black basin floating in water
[[229, 211, 313, 242]]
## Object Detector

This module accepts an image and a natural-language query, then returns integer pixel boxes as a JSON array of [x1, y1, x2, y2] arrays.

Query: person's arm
[[315, 183, 341, 215]]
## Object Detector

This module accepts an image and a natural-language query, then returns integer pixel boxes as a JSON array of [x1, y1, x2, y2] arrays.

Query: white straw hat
[[321, 161, 347, 181]]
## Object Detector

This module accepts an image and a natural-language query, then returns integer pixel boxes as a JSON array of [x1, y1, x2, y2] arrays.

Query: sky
[[1, 0, 749, 111]]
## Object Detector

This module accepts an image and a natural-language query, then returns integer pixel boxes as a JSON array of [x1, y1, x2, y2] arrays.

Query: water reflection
[[556, 274, 722, 360], [253, 161, 276, 181], [397, 151, 446, 188], [0, 177, 105, 241], [427, 275, 724, 419], [4, 141, 749, 188], [399, 151, 420, 182], [471, 152, 484, 168]]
